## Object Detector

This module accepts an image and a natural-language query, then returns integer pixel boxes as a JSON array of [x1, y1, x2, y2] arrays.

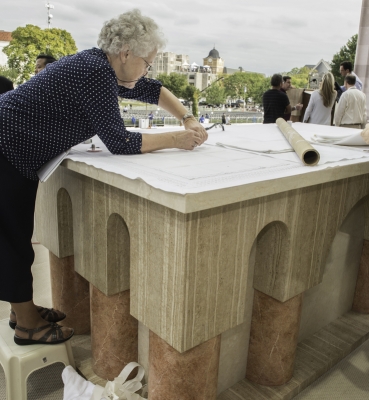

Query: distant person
[[205, 113, 210, 119], [0, 76, 14, 94], [148, 111, 154, 127], [281, 75, 293, 121], [334, 74, 367, 129], [221, 113, 226, 124], [339, 61, 362, 91], [263, 74, 302, 124], [199, 115, 205, 123], [130, 104, 132, 110], [35, 54, 57, 75], [123, 105, 128, 113], [131, 115, 136, 127], [226, 115, 231, 125], [303, 72, 336, 125]]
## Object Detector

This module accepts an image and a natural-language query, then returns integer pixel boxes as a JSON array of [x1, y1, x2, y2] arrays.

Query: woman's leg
[[0, 152, 72, 342]]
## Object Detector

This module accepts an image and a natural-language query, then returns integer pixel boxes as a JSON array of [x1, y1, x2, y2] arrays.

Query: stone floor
[[0, 244, 368, 399]]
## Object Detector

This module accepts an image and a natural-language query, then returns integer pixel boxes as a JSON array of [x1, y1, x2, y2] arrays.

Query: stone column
[[49, 252, 90, 334], [148, 331, 221, 400], [355, 0, 369, 111], [352, 240, 369, 313], [246, 290, 303, 386], [90, 285, 138, 380]]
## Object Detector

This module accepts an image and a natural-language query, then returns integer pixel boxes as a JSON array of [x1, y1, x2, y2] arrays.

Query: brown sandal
[[14, 322, 74, 345], [9, 307, 66, 330]]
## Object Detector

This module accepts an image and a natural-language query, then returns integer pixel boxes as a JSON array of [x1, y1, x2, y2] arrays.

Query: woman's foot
[[9, 305, 66, 329], [14, 322, 74, 345], [10, 300, 73, 345]]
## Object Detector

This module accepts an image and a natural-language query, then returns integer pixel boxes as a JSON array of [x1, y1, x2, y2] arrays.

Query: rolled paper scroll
[[276, 118, 320, 166]]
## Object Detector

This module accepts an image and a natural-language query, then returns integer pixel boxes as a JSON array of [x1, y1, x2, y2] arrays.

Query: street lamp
[[244, 86, 247, 111]]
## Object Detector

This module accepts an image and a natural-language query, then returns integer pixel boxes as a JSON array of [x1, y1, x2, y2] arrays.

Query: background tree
[[0, 65, 18, 83], [205, 82, 226, 105], [284, 66, 312, 88], [3, 24, 77, 84], [251, 77, 271, 104], [223, 71, 268, 104], [330, 34, 358, 85], [182, 85, 200, 116], [156, 73, 188, 98]]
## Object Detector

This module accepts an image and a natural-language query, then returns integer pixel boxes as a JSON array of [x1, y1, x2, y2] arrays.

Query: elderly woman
[[0, 9, 207, 345], [303, 72, 337, 125]]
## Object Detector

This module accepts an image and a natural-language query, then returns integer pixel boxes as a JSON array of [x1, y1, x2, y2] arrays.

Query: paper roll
[[276, 118, 320, 166]]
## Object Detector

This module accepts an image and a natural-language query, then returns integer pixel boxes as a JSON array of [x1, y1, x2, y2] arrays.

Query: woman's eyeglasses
[[141, 58, 152, 72]]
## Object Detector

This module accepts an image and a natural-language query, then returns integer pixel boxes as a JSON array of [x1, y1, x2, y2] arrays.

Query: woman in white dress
[[303, 72, 336, 125]]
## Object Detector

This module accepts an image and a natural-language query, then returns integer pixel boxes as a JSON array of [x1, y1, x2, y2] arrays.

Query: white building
[[0, 31, 12, 66], [148, 51, 218, 91]]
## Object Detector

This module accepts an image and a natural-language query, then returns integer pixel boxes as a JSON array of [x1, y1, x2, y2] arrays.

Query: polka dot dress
[[0, 47, 162, 180]]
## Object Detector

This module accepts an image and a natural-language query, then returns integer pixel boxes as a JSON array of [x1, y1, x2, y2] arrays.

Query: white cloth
[[303, 90, 335, 125], [62, 366, 96, 400], [334, 87, 367, 128], [62, 362, 147, 400]]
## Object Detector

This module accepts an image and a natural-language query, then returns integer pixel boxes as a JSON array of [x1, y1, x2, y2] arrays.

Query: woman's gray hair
[[97, 9, 166, 56]]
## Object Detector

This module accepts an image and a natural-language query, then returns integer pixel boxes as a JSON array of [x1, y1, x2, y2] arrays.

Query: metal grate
[[0, 361, 64, 400]]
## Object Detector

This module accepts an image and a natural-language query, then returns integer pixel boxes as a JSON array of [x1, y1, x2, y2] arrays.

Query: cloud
[[0, 0, 363, 76]]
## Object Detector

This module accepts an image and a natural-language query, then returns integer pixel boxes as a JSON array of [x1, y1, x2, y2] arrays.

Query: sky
[[0, 0, 363, 76]]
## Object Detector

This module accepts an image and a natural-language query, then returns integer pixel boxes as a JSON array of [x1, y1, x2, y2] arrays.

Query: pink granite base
[[49, 252, 90, 334], [148, 331, 221, 400], [90, 285, 138, 380], [352, 239, 369, 314], [246, 289, 303, 386]]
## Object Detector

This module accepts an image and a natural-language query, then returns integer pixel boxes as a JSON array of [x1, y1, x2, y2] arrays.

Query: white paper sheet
[[65, 124, 369, 195]]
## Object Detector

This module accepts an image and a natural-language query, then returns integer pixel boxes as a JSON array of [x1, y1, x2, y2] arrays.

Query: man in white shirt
[[339, 61, 363, 91], [334, 74, 367, 129]]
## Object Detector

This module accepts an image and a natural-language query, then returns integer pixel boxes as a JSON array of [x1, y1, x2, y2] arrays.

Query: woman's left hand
[[183, 118, 208, 144]]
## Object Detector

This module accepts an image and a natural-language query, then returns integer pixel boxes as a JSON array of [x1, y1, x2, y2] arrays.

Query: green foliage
[[251, 77, 271, 104], [205, 82, 226, 105], [3, 24, 77, 83], [330, 34, 357, 85], [283, 66, 311, 89], [223, 71, 269, 104], [156, 73, 188, 98], [182, 85, 200, 115], [0, 65, 18, 83]]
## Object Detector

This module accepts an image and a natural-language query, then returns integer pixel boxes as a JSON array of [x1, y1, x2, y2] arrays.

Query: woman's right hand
[[173, 129, 206, 150]]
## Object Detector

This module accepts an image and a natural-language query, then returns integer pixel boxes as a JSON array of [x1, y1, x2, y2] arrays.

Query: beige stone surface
[[35, 165, 369, 353], [218, 312, 369, 400], [298, 201, 365, 341], [61, 159, 369, 213]]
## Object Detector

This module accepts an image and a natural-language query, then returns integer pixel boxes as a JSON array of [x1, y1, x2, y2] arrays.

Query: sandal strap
[[39, 323, 64, 342], [15, 323, 55, 339], [38, 307, 57, 320]]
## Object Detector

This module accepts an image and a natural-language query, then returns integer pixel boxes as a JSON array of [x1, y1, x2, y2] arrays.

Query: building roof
[[0, 31, 12, 42], [311, 59, 331, 72], [208, 47, 220, 59], [304, 64, 315, 70]]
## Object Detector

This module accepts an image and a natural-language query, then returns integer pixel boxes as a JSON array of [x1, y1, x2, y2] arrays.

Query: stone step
[[217, 311, 369, 400]]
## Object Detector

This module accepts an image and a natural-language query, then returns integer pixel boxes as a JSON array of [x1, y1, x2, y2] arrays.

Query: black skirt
[[0, 152, 38, 302]]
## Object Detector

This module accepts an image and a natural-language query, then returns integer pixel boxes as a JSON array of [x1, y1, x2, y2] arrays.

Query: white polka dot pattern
[[0, 47, 162, 180]]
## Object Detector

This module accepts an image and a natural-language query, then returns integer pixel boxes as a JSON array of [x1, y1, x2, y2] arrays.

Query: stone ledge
[[217, 311, 369, 400]]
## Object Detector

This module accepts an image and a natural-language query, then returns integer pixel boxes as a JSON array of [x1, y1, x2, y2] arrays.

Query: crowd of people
[[262, 61, 366, 129]]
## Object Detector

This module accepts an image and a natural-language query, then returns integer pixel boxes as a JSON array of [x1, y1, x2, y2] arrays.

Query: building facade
[[0, 31, 12, 66]]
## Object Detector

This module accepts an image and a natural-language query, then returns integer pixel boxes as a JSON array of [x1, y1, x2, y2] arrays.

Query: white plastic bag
[[62, 362, 147, 400]]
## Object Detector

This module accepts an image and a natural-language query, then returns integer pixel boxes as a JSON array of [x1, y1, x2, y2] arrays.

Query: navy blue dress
[[0, 47, 162, 303], [0, 47, 162, 180]]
